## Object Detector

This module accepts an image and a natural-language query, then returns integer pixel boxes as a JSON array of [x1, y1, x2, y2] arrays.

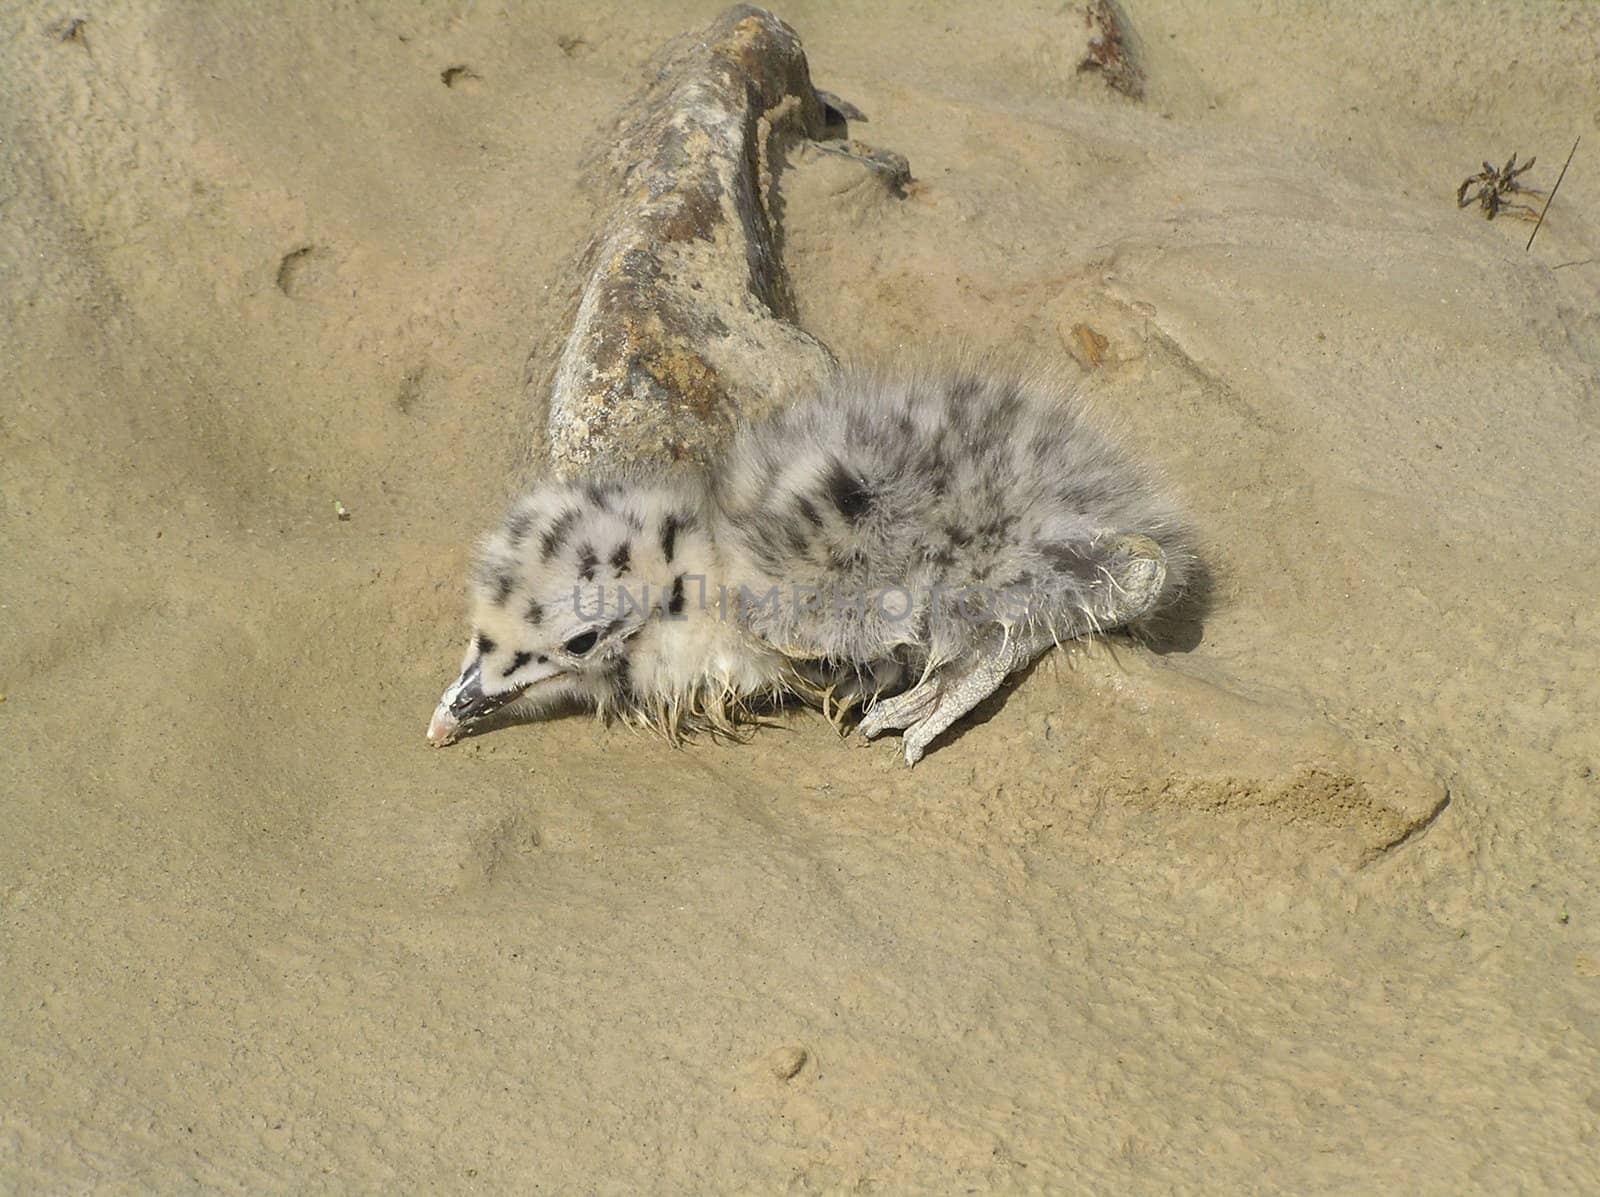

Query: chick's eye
[[563, 629, 600, 657]]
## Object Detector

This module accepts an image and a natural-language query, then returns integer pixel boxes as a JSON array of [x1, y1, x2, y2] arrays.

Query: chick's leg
[[862, 533, 1172, 766], [894, 628, 1052, 766]]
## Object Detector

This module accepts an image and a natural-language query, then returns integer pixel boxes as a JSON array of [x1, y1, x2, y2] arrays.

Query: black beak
[[426, 661, 525, 745]]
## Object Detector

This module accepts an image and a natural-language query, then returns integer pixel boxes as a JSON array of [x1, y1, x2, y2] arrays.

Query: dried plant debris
[[1456, 153, 1542, 221], [813, 139, 913, 195], [1526, 136, 1580, 253], [1077, 0, 1144, 101]]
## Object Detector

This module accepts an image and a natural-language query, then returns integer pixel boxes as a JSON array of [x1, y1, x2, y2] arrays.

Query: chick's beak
[[425, 661, 525, 746]]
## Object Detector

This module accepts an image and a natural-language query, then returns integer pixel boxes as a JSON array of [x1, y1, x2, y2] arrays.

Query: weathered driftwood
[[1077, 0, 1144, 101], [547, 5, 843, 475]]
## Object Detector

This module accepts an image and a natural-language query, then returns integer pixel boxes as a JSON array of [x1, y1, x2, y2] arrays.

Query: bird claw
[[857, 679, 939, 742], [858, 677, 948, 766]]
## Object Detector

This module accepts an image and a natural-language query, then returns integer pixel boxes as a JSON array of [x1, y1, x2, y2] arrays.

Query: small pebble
[[769, 1045, 807, 1080]]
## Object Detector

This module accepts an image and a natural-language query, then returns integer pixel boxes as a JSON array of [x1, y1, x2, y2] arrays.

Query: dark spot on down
[[505, 510, 534, 547], [503, 650, 532, 677], [475, 633, 497, 656], [796, 496, 823, 527], [785, 521, 811, 555], [979, 515, 1014, 541], [541, 509, 578, 562], [668, 574, 686, 616], [948, 373, 984, 406], [609, 542, 631, 575], [576, 543, 599, 583], [659, 512, 693, 563], [824, 461, 872, 522], [990, 379, 1024, 423], [491, 571, 514, 605], [944, 378, 981, 427], [525, 599, 544, 625], [1041, 541, 1096, 580]]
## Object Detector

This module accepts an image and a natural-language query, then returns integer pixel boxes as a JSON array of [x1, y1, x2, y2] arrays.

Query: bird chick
[[428, 362, 1194, 765]]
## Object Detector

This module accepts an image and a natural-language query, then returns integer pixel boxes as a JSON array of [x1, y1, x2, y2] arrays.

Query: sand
[[3, 1, 1599, 1191]]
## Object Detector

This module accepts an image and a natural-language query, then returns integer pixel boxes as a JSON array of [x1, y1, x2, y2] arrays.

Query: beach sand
[[3, 1, 1598, 1189]]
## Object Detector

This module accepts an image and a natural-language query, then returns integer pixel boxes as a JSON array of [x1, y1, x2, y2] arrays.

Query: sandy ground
[[4, 1, 1599, 1191]]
